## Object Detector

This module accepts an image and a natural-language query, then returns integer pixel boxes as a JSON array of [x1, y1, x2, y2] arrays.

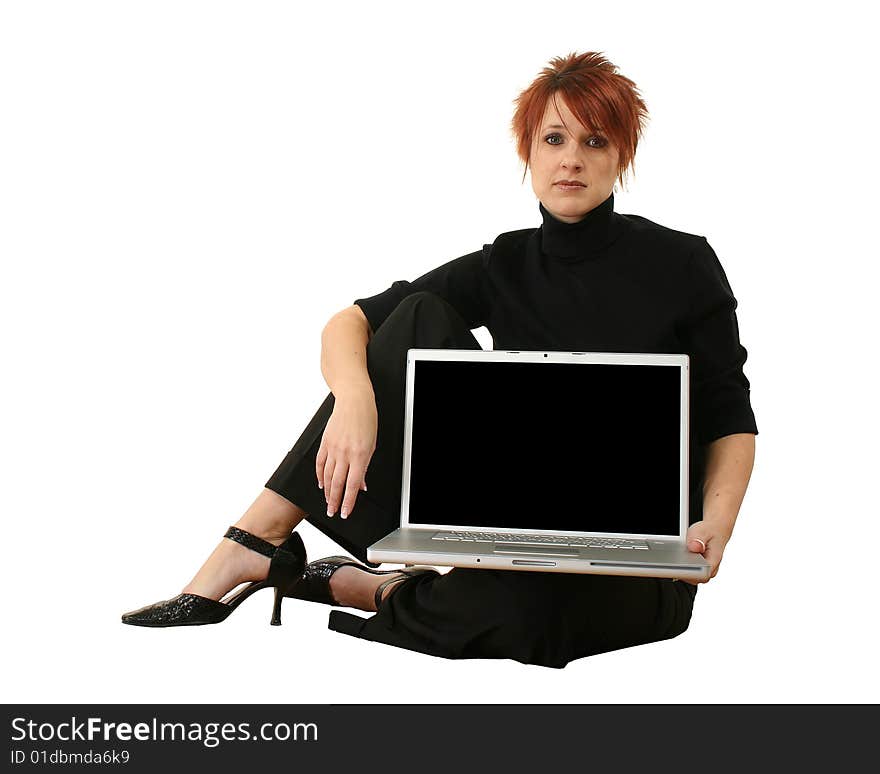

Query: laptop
[[366, 348, 711, 581]]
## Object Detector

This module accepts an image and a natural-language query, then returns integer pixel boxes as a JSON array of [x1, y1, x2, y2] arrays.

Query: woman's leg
[[330, 566, 698, 668]]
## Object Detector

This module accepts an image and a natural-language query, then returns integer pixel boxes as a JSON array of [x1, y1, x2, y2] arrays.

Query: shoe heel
[[270, 586, 284, 626]]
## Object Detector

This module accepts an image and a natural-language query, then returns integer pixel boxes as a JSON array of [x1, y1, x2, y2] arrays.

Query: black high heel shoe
[[286, 555, 439, 609], [121, 527, 307, 627]]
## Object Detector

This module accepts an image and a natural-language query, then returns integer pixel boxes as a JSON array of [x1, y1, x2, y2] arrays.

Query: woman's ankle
[[235, 488, 308, 540], [329, 566, 406, 612], [232, 518, 291, 544]]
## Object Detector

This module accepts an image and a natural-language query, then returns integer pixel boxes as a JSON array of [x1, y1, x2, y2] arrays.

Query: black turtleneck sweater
[[354, 193, 758, 525]]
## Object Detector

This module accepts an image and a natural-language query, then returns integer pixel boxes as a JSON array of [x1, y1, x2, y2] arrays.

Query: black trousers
[[265, 291, 698, 669]]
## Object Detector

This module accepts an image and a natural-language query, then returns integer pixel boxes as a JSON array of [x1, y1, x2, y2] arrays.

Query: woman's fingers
[[320, 452, 371, 518], [315, 442, 328, 491], [315, 399, 378, 517], [321, 457, 337, 511], [683, 521, 730, 584], [704, 541, 724, 579], [326, 459, 349, 517], [339, 456, 369, 519]]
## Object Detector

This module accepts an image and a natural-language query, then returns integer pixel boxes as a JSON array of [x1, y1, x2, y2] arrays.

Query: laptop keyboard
[[431, 531, 649, 549]]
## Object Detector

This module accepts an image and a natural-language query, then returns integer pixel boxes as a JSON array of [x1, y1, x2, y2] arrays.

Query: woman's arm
[[320, 304, 374, 402], [702, 432, 756, 538], [316, 305, 379, 519], [683, 432, 756, 584]]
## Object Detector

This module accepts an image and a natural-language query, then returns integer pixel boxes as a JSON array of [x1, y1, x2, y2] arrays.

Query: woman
[[122, 51, 758, 669]]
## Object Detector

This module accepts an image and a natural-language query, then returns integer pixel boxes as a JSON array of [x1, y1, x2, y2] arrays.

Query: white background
[[2, 0, 877, 703]]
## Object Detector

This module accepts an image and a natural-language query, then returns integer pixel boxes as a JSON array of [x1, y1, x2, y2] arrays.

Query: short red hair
[[511, 51, 649, 190]]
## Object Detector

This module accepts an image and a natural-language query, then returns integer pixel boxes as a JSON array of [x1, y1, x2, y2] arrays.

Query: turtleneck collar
[[538, 192, 622, 260]]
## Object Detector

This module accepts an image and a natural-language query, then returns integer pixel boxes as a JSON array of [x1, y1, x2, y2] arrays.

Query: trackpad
[[493, 543, 580, 557]]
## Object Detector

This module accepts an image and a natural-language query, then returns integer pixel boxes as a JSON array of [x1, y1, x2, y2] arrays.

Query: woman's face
[[529, 96, 620, 224]]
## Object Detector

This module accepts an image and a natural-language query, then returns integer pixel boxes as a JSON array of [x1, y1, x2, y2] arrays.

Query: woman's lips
[[555, 183, 586, 191]]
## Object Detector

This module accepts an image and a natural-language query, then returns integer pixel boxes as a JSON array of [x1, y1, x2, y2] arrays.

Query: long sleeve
[[678, 237, 759, 445], [354, 246, 493, 335]]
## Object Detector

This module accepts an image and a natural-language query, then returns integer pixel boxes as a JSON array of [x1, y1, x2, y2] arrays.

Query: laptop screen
[[407, 359, 683, 536]]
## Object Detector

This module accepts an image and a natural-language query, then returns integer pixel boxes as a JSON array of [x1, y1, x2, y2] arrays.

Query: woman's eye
[[544, 133, 607, 148]]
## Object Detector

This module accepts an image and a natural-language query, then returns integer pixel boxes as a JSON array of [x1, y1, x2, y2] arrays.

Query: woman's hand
[[680, 520, 731, 585], [316, 390, 378, 519]]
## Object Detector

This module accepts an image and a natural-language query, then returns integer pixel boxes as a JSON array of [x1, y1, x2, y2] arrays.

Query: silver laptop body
[[367, 348, 711, 581]]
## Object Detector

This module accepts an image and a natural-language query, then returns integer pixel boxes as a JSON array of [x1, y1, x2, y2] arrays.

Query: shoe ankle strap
[[224, 526, 280, 558], [374, 572, 419, 611]]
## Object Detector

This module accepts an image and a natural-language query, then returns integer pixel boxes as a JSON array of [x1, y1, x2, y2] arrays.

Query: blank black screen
[[407, 360, 682, 535]]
